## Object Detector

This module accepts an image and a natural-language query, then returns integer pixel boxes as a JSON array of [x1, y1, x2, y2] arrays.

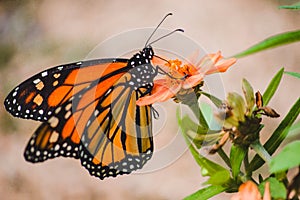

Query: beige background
[[0, 0, 299, 199]]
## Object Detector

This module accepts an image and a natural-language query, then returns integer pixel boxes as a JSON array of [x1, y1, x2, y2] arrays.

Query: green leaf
[[186, 101, 209, 129], [248, 98, 300, 172], [180, 115, 215, 149], [184, 132, 228, 179], [206, 169, 231, 185], [184, 185, 227, 200], [180, 117, 203, 149], [258, 178, 286, 199], [227, 92, 246, 122], [200, 102, 221, 130], [279, 2, 300, 9], [187, 140, 231, 185], [186, 130, 222, 148], [242, 78, 255, 114], [178, 111, 231, 185], [284, 71, 300, 79], [178, 114, 219, 175], [233, 30, 300, 58], [269, 140, 300, 173], [262, 68, 284, 106], [230, 145, 247, 180], [250, 140, 272, 163], [180, 115, 201, 133], [287, 120, 300, 137], [200, 91, 223, 107]]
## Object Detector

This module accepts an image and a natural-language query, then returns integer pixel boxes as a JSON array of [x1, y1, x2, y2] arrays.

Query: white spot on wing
[[33, 79, 41, 84], [41, 71, 48, 77], [54, 144, 60, 151], [94, 110, 99, 116], [64, 111, 71, 119]]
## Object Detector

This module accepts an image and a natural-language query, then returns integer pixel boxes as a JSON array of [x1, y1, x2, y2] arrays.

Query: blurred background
[[0, 0, 299, 199]]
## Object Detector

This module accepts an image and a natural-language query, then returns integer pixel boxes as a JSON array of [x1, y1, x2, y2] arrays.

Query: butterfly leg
[[155, 66, 187, 80], [150, 106, 159, 119], [136, 85, 153, 97]]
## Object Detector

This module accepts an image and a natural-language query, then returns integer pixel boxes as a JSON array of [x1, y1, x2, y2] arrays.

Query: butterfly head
[[128, 45, 154, 68], [142, 45, 154, 60]]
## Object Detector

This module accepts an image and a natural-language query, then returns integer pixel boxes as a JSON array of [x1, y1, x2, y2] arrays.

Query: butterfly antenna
[[154, 55, 170, 64], [147, 28, 184, 47], [145, 13, 173, 47]]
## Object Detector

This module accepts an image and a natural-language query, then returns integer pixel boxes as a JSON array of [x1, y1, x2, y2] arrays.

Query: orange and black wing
[[21, 58, 154, 179], [17, 59, 128, 162], [78, 74, 153, 179], [4, 58, 129, 121]]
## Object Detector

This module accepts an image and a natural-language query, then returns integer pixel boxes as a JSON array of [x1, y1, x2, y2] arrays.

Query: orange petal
[[263, 182, 271, 200], [136, 81, 182, 106], [152, 78, 168, 85], [182, 73, 204, 89], [185, 63, 199, 74], [206, 57, 236, 75], [195, 55, 215, 74], [196, 51, 221, 68], [195, 55, 211, 69], [159, 86, 180, 101], [152, 56, 168, 66], [208, 50, 222, 63], [231, 181, 262, 200]]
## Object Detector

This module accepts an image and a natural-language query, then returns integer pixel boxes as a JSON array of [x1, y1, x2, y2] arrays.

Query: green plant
[[176, 4, 300, 200]]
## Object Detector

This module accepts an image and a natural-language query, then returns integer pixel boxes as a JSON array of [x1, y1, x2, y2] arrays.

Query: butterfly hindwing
[[79, 76, 153, 179], [24, 122, 81, 163]]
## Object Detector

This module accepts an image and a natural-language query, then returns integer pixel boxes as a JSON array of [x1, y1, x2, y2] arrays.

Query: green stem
[[250, 140, 272, 163], [217, 148, 231, 168], [243, 152, 250, 175]]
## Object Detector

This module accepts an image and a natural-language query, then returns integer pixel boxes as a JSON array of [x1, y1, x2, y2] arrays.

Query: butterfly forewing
[[4, 59, 128, 122], [23, 59, 130, 162]]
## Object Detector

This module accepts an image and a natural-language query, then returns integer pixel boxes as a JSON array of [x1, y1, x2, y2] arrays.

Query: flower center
[[166, 59, 194, 78]]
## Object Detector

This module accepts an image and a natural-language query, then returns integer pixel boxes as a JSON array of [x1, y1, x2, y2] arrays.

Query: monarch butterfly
[[4, 13, 183, 179]]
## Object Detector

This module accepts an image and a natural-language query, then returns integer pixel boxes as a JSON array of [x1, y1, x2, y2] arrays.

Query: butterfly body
[[5, 46, 158, 179], [125, 46, 157, 90]]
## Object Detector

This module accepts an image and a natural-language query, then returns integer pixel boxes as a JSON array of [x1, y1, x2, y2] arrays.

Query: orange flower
[[231, 181, 271, 200], [137, 51, 236, 106]]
